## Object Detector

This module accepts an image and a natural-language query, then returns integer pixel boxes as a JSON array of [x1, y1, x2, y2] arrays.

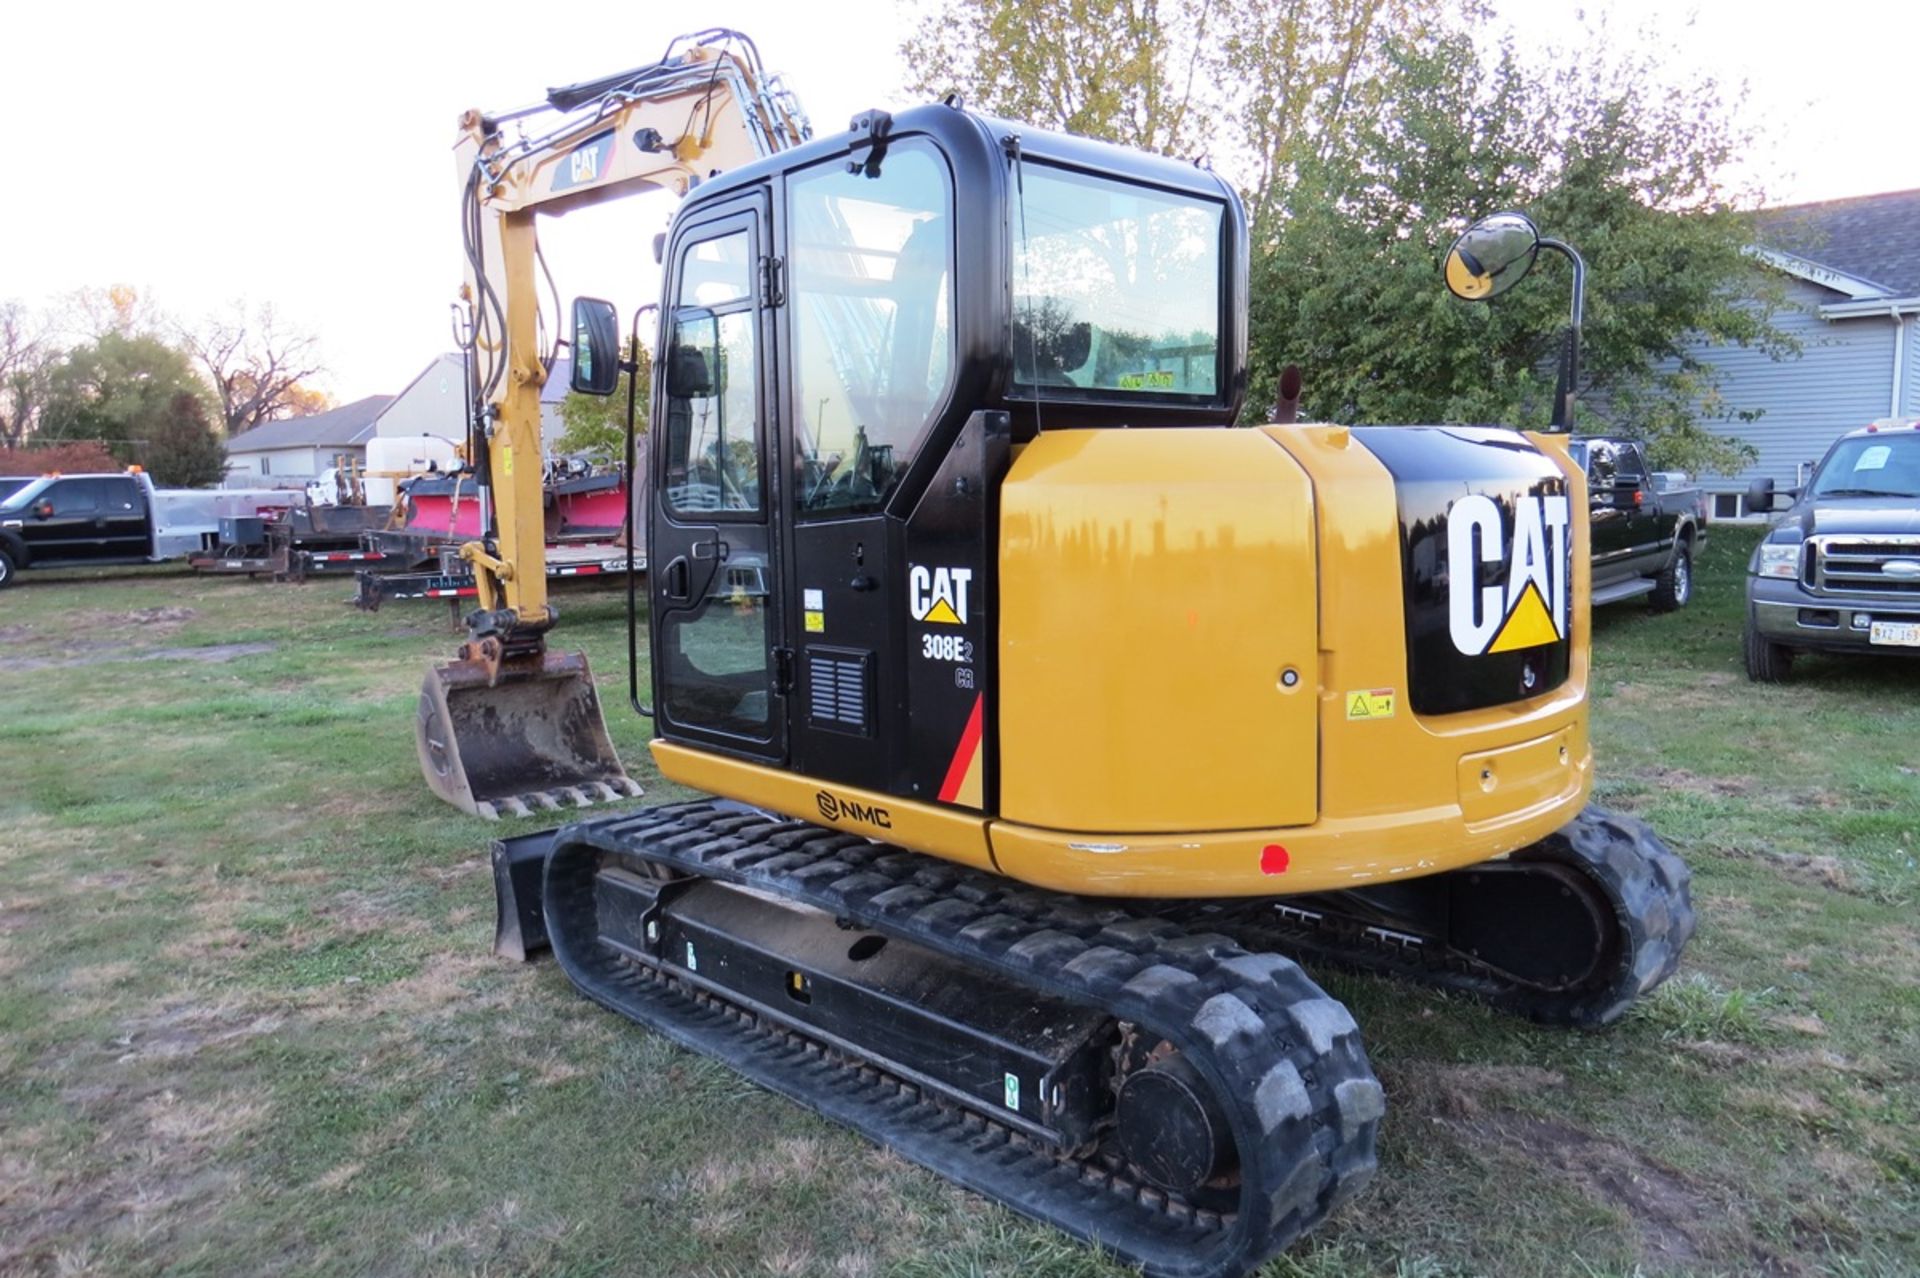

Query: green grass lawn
[[0, 533, 1915, 1277]]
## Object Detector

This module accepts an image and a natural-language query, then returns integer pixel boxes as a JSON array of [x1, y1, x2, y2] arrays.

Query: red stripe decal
[[936, 693, 985, 804]]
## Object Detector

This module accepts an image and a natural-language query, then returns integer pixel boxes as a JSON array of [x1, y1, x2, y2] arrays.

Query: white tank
[[365, 435, 460, 506]]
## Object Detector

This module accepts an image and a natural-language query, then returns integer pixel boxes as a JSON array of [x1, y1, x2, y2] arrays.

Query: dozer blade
[[416, 648, 642, 820]]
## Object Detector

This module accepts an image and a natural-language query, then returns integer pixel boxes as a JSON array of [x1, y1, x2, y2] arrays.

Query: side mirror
[[570, 297, 622, 396], [1743, 475, 1797, 510], [1444, 211, 1541, 301]]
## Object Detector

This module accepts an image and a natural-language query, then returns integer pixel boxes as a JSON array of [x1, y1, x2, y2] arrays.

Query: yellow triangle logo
[[1349, 693, 1371, 717], [1489, 581, 1558, 653], [922, 598, 963, 625]]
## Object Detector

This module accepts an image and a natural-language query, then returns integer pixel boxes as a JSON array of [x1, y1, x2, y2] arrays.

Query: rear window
[[1012, 165, 1224, 401]]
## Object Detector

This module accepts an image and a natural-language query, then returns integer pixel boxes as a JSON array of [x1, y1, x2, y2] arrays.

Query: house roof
[[227, 394, 395, 453], [1760, 189, 1920, 296]]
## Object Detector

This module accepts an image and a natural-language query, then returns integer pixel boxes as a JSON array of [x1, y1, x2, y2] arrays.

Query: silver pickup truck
[[1743, 419, 1920, 680], [1571, 436, 1708, 611]]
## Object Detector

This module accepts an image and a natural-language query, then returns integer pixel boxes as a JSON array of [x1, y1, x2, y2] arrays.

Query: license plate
[[1869, 620, 1920, 647]]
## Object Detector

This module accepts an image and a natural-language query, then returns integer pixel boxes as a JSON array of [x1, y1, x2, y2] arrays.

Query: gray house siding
[[1684, 278, 1900, 506], [1906, 317, 1920, 417]]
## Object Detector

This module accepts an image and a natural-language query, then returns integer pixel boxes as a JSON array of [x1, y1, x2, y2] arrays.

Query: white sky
[[4, 0, 1917, 402]]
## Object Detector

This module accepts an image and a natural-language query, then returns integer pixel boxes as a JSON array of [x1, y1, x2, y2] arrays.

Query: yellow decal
[[1489, 581, 1558, 653], [501, 444, 513, 478], [1345, 689, 1397, 720], [803, 610, 825, 633], [921, 598, 962, 625], [1117, 370, 1176, 390]]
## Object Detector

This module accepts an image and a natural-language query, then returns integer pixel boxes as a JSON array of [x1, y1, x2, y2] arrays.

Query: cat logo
[[908, 564, 972, 626], [551, 130, 614, 193], [1448, 492, 1571, 656]]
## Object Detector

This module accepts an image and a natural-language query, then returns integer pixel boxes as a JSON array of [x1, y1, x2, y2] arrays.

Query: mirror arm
[[1538, 238, 1586, 434]]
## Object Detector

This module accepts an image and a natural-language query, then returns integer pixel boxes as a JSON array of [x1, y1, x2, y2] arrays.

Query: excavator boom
[[419, 29, 809, 818]]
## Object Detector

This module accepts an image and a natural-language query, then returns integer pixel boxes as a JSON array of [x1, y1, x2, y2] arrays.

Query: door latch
[[690, 538, 730, 561], [773, 646, 795, 694]]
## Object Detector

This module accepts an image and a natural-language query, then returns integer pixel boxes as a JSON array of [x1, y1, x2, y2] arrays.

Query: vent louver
[[807, 647, 872, 735]]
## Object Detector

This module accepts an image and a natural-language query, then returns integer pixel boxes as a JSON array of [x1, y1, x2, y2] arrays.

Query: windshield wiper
[[1817, 487, 1918, 499]]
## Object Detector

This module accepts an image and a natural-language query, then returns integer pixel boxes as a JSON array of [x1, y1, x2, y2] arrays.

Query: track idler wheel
[[1116, 1046, 1238, 1201]]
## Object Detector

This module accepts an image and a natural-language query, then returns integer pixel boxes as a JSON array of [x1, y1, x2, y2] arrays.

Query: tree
[[39, 332, 218, 460], [185, 302, 329, 437], [0, 301, 59, 449], [554, 349, 651, 463], [901, 0, 1445, 219], [0, 441, 119, 475], [1247, 28, 1790, 472], [141, 392, 228, 487]]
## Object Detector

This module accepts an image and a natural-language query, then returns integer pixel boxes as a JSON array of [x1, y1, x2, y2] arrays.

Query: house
[[223, 352, 575, 485], [1689, 189, 1920, 518], [372, 348, 572, 449], [224, 394, 393, 484], [374, 352, 469, 441]]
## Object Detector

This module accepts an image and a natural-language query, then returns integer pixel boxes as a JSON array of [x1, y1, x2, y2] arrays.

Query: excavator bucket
[[416, 648, 641, 819]]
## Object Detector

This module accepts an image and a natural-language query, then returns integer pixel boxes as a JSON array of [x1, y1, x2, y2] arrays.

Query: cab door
[[27, 479, 106, 562], [96, 476, 150, 559], [649, 192, 786, 762]]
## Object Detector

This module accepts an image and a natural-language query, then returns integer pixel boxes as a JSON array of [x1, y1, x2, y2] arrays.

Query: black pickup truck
[[1570, 436, 1706, 611], [0, 471, 297, 587], [1742, 420, 1920, 680]]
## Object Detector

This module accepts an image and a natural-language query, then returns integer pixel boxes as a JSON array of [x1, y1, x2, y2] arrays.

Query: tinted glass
[[788, 142, 953, 515], [98, 477, 140, 511], [1012, 165, 1222, 398], [46, 480, 101, 515], [1585, 442, 1617, 488], [678, 231, 753, 308], [663, 309, 760, 514]]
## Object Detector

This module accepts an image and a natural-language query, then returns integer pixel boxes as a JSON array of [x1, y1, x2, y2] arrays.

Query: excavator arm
[[419, 29, 810, 818]]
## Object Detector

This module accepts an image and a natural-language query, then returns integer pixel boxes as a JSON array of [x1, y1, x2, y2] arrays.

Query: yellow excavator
[[424, 30, 1695, 1277]]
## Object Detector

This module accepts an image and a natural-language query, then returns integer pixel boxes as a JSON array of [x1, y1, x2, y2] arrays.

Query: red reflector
[[1260, 844, 1290, 875]]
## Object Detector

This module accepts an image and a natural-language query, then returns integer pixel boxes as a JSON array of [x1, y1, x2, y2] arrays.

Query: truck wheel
[[0, 548, 15, 589], [1651, 542, 1691, 611], [1743, 613, 1792, 682]]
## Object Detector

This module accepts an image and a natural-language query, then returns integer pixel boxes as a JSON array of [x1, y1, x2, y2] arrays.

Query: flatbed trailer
[[354, 541, 646, 613]]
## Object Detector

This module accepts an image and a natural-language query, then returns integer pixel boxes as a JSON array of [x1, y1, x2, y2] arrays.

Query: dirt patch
[[1640, 767, 1758, 798], [0, 641, 275, 672], [125, 606, 197, 626], [1465, 1114, 1720, 1269], [108, 1001, 286, 1064], [1426, 1063, 1566, 1119]]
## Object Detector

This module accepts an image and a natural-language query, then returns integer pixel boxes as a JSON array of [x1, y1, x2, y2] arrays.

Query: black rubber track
[[1194, 804, 1696, 1028], [542, 803, 1384, 1278]]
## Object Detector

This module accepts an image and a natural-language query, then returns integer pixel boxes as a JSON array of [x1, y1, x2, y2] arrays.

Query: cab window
[[1012, 165, 1223, 400], [787, 141, 954, 516], [664, 225, 762, 518], [45, 480, 101, 516], [1585, 442, 1618, 488]]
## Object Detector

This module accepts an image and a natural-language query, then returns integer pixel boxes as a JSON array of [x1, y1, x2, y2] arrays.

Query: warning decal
[[1345, 689, 1397, 720]]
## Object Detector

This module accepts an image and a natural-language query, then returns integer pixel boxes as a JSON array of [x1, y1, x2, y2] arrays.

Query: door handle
[[663, 555, 691, 602], [691, 537, 729, 561]]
